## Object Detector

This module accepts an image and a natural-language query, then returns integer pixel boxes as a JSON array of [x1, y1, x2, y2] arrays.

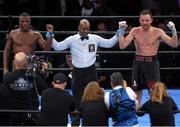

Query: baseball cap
[[53, 72, 66, 84]]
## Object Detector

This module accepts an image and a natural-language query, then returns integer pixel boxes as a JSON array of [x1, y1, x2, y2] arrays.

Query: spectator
[[80, 0, 115, 16], [104, 72, 139, 126], [80, 0, 94, 16], [93, 0, 115, 16], [96, 21, 108, 38], [138, 82, 178, 126], [39, 72, 75, 126], [79, 81, 109, 126]]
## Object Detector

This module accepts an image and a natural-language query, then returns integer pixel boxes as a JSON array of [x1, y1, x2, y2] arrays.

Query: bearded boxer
[[3, 12, 52, 74], [118, 9, 178, 106]]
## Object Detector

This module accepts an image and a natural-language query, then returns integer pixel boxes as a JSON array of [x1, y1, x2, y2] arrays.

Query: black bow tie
[[80, 36, 89, 41]]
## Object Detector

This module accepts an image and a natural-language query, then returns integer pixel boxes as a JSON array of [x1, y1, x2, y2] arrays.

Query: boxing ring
[[0, 15, 180, 126]]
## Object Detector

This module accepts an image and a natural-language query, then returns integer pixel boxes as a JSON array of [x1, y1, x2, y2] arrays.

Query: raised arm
[[96, 34, 118, 48], [97, 22, 127, 48], [118, 21, 134, 49], [160, 21, 178, 48], [37, 32, 53, 51], [37, 24, 55, 51], [46, 24, 70, 51], [3, 32, 13, 74]]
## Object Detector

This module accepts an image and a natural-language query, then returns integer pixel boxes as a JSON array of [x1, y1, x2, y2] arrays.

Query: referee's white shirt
[[52, 33, 118, 68]]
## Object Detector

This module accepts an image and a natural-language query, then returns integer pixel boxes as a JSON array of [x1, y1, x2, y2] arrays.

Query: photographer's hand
[[41, 62, 48, 72]]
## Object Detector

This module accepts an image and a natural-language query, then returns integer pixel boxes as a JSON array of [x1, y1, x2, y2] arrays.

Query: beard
[[142, 25, 150, 31]]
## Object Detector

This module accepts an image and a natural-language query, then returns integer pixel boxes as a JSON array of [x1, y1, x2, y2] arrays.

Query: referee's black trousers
[[72, 64, 98, 109]]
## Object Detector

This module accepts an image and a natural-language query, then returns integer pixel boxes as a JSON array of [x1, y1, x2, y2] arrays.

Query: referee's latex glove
[[116, 21, 128, 37]]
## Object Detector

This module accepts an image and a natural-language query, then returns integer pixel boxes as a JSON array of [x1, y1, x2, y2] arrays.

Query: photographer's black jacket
[[3, 69, 47, 110]]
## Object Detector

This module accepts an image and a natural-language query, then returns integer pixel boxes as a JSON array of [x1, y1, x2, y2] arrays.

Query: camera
[[26, 55, 47, 78]]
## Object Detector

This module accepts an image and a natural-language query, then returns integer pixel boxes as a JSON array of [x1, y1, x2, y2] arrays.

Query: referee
[[46, 19, 122, 110]]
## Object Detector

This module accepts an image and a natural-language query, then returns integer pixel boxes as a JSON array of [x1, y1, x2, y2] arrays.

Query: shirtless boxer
[[118, 9, 178, 106], [3, 12, 52, 74]]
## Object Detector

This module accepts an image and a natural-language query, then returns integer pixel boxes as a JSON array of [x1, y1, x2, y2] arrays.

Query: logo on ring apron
[[88, 44, 95, 52]]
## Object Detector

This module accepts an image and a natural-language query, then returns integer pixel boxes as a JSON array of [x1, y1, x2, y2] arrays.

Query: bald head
[[78, 19, 90, 37], [79, 19, 90, 26], [13, 52, 28, 69]]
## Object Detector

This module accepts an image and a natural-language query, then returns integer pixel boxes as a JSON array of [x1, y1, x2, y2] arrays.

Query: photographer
[[3, 52, 48, 125]]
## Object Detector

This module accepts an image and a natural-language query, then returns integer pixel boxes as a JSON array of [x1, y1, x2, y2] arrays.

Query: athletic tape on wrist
[[116, 28, 125, 37], [46, 32, 54, 39], [172, 29, 177, 36]]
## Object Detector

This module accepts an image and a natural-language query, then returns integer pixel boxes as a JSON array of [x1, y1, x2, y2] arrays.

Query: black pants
[[132, 55, 160, 91], [71, 64, 98, 126], [72, 64, 98, 109]]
